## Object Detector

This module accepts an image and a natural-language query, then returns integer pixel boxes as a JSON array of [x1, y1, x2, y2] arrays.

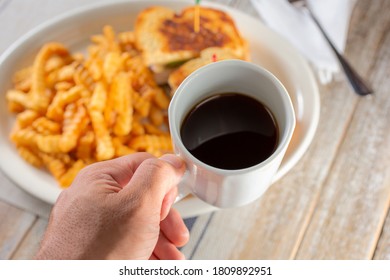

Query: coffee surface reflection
[[180, 93, 279, 170]]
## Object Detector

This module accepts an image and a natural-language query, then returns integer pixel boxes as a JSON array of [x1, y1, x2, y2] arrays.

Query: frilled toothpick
[[194, 0, 201, 33]]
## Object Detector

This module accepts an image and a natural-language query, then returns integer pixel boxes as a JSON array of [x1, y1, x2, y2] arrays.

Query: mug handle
[[174, 169, 192, 203]]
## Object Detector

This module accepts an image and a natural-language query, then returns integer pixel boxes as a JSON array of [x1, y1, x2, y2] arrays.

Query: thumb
[[119, 154, 185, 216]]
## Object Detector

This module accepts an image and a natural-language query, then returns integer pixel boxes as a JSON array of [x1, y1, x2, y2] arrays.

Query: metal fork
[[289, 0, 373, 96]]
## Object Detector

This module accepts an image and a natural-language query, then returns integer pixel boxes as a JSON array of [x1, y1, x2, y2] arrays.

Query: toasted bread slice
[[135, 6, 248, 70], [168, 47, 240, 93]]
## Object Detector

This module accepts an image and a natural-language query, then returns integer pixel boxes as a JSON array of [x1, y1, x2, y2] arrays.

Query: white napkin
[[250, 0, 357, 84]]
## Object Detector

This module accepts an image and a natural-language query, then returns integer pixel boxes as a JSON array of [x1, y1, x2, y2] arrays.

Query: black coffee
[[180, 93, 279, 170]]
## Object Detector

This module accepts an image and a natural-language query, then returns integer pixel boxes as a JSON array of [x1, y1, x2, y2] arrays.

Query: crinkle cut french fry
[[13, 66, 32, 85], [16, 110, 40, 128], [129, 134, 172, 151], [74, 64, 95, 93], [45, 55, 67, 73], [41, 153, 67, 181], [91, 34, 107, 46], [72, 53, 84, 62], [53, 153, 73, 165], [103, 102, 115, 129], [131, 118, 145, 136], [103, 52, 123, 84], [32, 117, 61, 135], [13, 67, 32, 93], [89, 110, 115, 161], [89, 82, 107, 112], [143, 123, 169, 136], [76, 130, 95, 161], [8, 101, 25, 113], [58, 160, 85, 188], [114, 134, 132, 145], [6, 89, 34, 110], [112, 137, 136, 157], [46, 85, 82, 121], [10, 128, 38, 148], [54, 81, 74, 92], [36, 134, 62, 154], [14, 78, 31, 93], [103, 25, 120, 53], [46, 70, 59, 88], [62, 103, 77, 128], [118, 32, 137, 54], [133, 91, 151, 117], [123, 55, 143, 74], [17, 146, 43, 168], [118, 31, 135, 45], [30, 42, 69, 112], [153, 88, 170, 110], [113, 73, 133, 136], [48, 159, 67, 181], [60, 105, 88, 153], [103, 83, 116, 129], [57, 63, 77, 82], [87, 57, 103, 81], [149, 105, 164, 127]]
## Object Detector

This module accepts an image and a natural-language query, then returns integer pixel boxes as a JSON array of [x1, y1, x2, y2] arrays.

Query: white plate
[[0, 0, 320, 218]]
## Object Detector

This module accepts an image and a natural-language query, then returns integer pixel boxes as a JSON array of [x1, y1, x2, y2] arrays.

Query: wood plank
[[11, 218, 48, 260], [191, 203, 268, 259], [190, 0, 374, 259], [181, 213, 213, 259], [0, 170, 52, 219], [373, 208, 390, 260], [0, 201, 36, 260], [296, 0, 390, 259]]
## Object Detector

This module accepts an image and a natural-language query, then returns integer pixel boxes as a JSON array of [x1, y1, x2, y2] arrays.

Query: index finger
[[119, 154, 185, 213], [83, 152, 154, 187]]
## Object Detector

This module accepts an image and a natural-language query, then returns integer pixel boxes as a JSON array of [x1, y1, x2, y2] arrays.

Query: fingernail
[[159, 154, 184, 169]]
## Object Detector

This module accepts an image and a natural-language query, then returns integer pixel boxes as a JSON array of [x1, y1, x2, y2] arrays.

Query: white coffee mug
[[169, 60, 295, 208]]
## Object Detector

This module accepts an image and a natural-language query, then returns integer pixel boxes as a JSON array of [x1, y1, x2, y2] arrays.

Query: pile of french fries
[[6, 26, 172, 187]]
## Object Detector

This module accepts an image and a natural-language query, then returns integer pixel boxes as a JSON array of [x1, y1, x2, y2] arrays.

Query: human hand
[[35, 153, 189, 260]]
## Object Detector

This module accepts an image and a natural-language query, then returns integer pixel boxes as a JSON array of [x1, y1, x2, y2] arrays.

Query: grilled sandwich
[[168, 47, 240, 93], [135, 6, 248, 84]]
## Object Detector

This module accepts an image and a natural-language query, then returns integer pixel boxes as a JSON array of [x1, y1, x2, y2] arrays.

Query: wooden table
[[0, 0, 389, 260]]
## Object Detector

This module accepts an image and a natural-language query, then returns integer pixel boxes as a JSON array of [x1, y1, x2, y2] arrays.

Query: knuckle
[[142, 158, 173, 176], [138, 158, 176, 189], [74, 161, 108, 182]]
